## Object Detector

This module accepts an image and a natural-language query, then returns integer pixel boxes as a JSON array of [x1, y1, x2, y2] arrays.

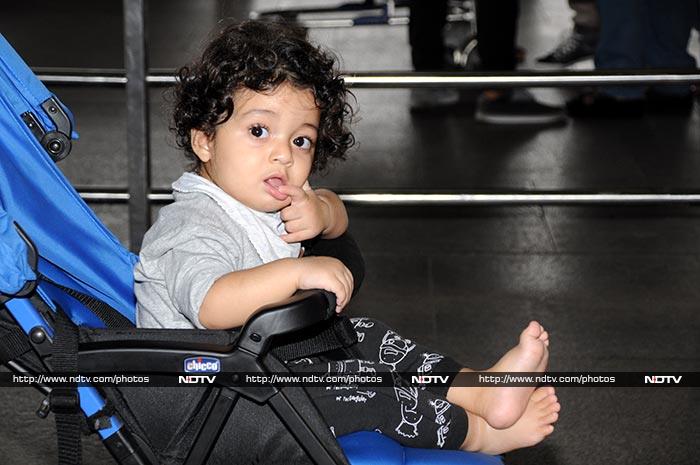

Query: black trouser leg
[[409, 0, 449, 71], [475, 0, 519, 71]]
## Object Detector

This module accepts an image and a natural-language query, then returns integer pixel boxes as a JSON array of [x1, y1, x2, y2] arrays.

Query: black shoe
[[566, 93, 645, 118], [537, 31, 596, 66], [646, 90, 695, 115], [475, 90, 566, 125]]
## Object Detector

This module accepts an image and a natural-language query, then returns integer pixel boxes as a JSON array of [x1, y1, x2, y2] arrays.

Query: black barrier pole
[[124, 0, 151, 251]]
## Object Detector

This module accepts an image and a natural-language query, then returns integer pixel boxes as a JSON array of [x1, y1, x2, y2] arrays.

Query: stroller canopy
[[0, 33, 138, 325]]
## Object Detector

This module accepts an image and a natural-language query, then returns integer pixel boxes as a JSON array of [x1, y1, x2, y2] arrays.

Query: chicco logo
[[184, 356, 221, 373]]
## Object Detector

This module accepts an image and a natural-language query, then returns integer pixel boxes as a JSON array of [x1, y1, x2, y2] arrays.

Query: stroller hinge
[[21, 111, 45, 141], [20, 96, 73, 162]]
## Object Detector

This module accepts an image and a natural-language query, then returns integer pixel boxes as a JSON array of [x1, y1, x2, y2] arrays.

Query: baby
[[135, 20, 559, 454]]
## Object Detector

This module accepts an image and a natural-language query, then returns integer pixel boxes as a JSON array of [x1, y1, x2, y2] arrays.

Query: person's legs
[[474, 0, 565, 124], [475, 0, 519, 72], [345, 317, 462, 397], [538, 0, 599, 65], [292, 357, 470, 450], [567, 0, 649, 116], [594, 0, 646, 100], [348, 318, 550, 430], [644, 0, 697, 73], [291, 318, 559, 453], [644, 0, 697, 105], [409, 0, 448, 71], [408, 0, 459, 110]]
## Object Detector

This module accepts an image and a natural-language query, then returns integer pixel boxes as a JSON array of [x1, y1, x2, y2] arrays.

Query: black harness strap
[[33, 276, 131, 464], [50, 308, 82, 465], [272, 316, 358, 361], [39, 274, 133, 329]]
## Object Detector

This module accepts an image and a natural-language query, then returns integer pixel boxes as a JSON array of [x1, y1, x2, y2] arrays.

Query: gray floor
[[1, 1, 700, 464]]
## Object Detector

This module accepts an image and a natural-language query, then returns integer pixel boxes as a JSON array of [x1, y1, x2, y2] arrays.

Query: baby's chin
[[230, 187, 293, 213], [247, 197, 289, 214]]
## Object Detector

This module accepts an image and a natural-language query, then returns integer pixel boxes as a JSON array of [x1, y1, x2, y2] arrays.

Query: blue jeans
[[595, 0, 699, 98]]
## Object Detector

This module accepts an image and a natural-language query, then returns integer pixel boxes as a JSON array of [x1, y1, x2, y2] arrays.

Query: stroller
[[0, 33, 503, 465]]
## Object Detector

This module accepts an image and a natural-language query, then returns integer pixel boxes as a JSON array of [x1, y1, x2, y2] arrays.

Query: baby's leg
[[294, 359, 469, 450], [462, 386, 560, 455], [447, 321, 550, 429], [346, 317, 464, 398]]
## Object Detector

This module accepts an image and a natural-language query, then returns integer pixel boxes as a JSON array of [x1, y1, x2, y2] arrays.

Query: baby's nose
[[271, 142, 293, 164]]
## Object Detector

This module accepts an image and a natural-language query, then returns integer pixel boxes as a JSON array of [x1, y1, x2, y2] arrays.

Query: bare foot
[[463, 386, 560, 455], [448, 321, 550, 429]]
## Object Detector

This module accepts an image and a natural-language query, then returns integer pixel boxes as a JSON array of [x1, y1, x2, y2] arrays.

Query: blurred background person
[[409, 0, 565, 124], [567, 0, 699, 117], [537, 0, 599, 66]]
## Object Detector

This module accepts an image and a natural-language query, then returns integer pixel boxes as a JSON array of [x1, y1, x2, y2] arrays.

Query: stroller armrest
[[237, 289, 336, 356], [77, 290, 335, 375]]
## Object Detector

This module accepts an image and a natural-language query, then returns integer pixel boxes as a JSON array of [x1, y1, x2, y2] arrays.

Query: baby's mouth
[[264, 176, 288, 200]]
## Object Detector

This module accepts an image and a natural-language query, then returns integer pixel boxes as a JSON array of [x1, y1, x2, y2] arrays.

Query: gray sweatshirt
[[134, 190, 269, 329], [134, 163, 308, 328]]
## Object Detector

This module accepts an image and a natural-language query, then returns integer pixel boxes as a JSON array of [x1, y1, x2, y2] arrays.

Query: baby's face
[[192, 82, 320, 212]]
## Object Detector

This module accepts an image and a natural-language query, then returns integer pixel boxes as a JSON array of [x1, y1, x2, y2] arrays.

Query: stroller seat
[[339, 432, 504, 465], [0, 32, 503, 465]]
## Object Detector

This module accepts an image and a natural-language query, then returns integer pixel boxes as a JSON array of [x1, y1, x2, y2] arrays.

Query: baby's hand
[[279, 181, 330, 243], [295, 256, 354, 313]]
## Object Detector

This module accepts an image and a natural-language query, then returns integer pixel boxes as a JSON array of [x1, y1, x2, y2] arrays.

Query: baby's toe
[[537, 393, 557, 407], [522, 321, 543, 340], [532, 386, 555, 402]]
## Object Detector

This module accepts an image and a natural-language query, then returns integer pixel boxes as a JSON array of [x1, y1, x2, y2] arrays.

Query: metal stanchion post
[[123, 0, 151, 251]]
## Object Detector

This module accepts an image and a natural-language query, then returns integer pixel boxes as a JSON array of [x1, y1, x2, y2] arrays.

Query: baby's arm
[[198, 256, 353, 329], [315, 188, 349, 239], [278, 182, 348, 243]]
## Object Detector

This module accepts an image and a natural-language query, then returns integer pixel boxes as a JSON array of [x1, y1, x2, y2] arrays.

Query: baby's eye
[[293, 136, 312, 150], [249, 125, 269, 138]]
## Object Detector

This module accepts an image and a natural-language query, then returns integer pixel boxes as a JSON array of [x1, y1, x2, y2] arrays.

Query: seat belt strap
[[272, 316, 359, 361], [39, 274, 132, 328], [50, 308, 82, 465]]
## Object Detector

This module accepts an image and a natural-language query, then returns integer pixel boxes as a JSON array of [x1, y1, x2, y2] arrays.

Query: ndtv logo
[[184, 357, 221, 373], [644, 375, 682, 384], [411, 375, 450, 385], [178, 375, 217, 384]]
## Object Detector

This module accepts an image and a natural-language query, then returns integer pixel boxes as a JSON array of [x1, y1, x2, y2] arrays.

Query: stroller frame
[[4, 263, 349, 465]]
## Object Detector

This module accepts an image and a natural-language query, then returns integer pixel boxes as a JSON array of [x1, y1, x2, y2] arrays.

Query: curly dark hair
[[171, 20, 355, 173]]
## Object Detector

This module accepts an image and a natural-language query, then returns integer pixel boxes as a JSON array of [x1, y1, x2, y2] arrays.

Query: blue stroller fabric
[[0, 209, 35, 294], [0, 32, 504, 465], [0, 33, 138, 326], [338, 432, 505, 465]]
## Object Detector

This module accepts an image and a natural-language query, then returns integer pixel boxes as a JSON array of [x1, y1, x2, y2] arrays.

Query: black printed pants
[[287, 317, 468, 450]]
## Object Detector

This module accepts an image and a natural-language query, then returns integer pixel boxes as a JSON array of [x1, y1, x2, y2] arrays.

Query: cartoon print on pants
[[350, 317, 375, 343], [417, 352, 444, 374], [393, 382, 424, 438], [379, 330, 416, 370], [430, 398, 452, 448]]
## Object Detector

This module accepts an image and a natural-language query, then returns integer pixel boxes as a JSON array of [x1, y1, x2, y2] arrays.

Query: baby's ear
[[190, 129, 213, 162]]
